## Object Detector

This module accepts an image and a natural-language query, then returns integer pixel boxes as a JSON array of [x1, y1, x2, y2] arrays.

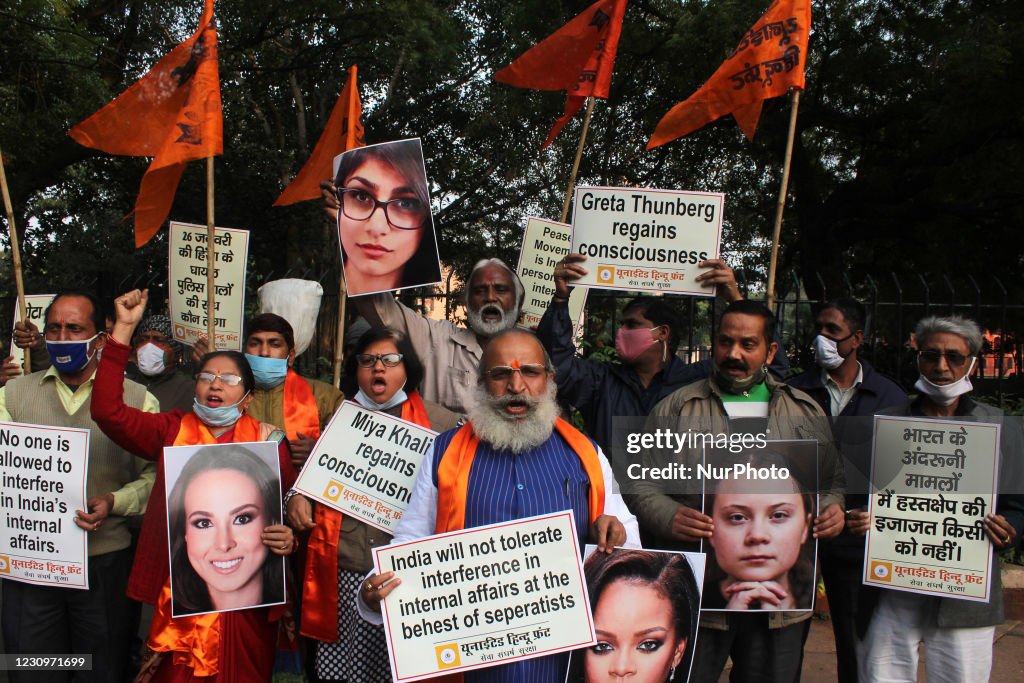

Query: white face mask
[[812, 335, 845, 370], [136, 342, 169, 377], [914, 357, 976, 406]]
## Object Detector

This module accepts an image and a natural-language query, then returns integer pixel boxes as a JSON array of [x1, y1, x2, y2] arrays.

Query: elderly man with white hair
[[357, 328, 639, 682], [856, 315, 1024, 683]]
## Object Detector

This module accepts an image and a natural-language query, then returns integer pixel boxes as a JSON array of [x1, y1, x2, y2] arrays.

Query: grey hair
[[466, 258, 525, 310], [477, 328, 555, 383], [914, 315, 983, 356]]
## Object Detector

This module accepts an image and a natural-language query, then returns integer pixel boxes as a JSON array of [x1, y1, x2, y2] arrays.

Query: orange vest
[[429, 418, 604, 683], [148, 413, 279, 675], [282, 370, 321, 441], [301, 391, 432, 642]]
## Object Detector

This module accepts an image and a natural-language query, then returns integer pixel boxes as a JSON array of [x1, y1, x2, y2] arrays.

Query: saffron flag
[[647, 0, 810, 149], [494, 0, 627, 148], [69, 0, 222, 247], [274, 65, 365, 206]]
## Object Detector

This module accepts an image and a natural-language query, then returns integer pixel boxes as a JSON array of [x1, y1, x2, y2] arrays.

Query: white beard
[[467, 304, 519, 337], [467, 381, 558, 454]]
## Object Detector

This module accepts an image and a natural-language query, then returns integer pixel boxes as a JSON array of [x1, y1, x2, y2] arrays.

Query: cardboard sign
[[8, 294, 56, 369], [168, 221, 249, 350], [376, 511, 594, 682], [293, 401, 436, 533], [863, 416, 1000, 601], [0, 422, 89, 589], [569, 186, 723, 295], [516, 217, 587, 331], [163, 441, 286, 617]]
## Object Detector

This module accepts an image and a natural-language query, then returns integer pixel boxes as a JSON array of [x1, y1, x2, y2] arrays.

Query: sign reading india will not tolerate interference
[[516, 217, 587, 331], [0, 422, 90, 589], [293, 401, 437, 534], [863, 416, 1000, 601], [9, 294, 55, 370], [168, 221, 249, 351], [375, 511, 594, 682], [570, 186, 723, 295]]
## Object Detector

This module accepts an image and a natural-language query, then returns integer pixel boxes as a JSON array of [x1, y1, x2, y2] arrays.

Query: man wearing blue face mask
[[0, 291, 159, 683], [787, 298, 905, 683], [243, 313, 343, 468]]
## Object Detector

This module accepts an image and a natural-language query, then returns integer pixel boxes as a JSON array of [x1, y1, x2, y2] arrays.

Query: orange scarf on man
[[282, 370, 321, 441], [301, 391, 432, 642]]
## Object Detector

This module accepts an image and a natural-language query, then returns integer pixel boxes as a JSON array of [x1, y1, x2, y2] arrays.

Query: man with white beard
[[357, 329, 640, 683], [323, 185, 524, 415]]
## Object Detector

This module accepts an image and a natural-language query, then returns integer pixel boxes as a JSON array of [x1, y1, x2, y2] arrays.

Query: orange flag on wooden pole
[[647, 0, 810, 149], [495, 0, 627, 148], [274, 65, 365, 206], [69, 0, 222, 247]]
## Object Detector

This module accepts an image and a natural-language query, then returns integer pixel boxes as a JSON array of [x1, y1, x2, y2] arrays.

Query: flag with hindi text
[[647, 0, 810, 149], [69, 0, 222, 247], [494, 0, 627, 148]]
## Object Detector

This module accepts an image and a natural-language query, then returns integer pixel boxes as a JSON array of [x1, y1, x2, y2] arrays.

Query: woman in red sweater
[[92, 289, 297, 682]]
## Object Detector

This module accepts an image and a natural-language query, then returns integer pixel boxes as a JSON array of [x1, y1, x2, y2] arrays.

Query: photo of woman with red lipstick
[[702, 445, 817, 611], [334, 138, 442, 296], [165, 442, 287, 617]]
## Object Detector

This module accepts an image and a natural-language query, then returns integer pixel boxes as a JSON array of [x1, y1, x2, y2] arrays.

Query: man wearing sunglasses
[[357, 329, 639, 682], [857, 315, 1023, 683], [323, 182, 524, 416], [787, 298, 906, 683], [0, 292, 159, 682]]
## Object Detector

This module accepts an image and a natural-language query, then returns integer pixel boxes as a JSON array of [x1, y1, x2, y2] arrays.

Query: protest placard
[[163, 441, 286, 617], [375, 510, 594, 682], [332, 138, 443, 297], [0, 422, 89, 589], [700, 440, 818, 612], [168, 221, 249, 350], [569, 186, 723, 295], [863, 415, 1000, 601], [516, 217, 587, 331], [293, 401, 436, 534], [566, 547, 705, 683], [8, 294, 55, 369]]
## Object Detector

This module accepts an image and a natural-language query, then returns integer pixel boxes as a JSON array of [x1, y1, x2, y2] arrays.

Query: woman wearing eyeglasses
[[286, 327, 458, 682], [335, 138, 442, 296], [91, 289, 298, 683]]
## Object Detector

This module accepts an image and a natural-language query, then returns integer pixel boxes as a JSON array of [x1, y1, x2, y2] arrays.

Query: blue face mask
[[192, 393, 250, 428], [245, 354, 289, 389], [46, 334, 101, 374]]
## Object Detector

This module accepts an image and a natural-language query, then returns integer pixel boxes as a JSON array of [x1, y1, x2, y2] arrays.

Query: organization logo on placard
[[0, 556, 10, 574], [870, 561, 892, 581], [323, 480, 344, 502], [174, 324, 186, 338], [597, 265, 616, 284], [435, 643, 461, 669]]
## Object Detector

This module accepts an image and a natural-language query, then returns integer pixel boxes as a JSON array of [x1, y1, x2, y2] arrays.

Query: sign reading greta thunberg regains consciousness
[[570, 186, 723, 294], [375, 511, 594, 682], [0, 422, 90, 589], [293, 401, 437, 534], [168, 221, 250, 350], [516, 217, 586, 331], [864, 416, 1000, 601]]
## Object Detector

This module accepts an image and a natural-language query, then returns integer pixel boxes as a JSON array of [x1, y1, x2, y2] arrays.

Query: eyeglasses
[[356, 353, 404, 368], [918, 349, 971, 367], [335, 188, 427, 230], [196, 371, 244, 386], [484, 364, 549, 381]]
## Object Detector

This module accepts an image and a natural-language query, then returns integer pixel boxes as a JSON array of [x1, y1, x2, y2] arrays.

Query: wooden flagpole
[[332, 272, 347, 388], [560, 96, 597, 224], [0, 145, 30, 372], [765, 89, 801, 309], [206, 156, 216, 347]]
